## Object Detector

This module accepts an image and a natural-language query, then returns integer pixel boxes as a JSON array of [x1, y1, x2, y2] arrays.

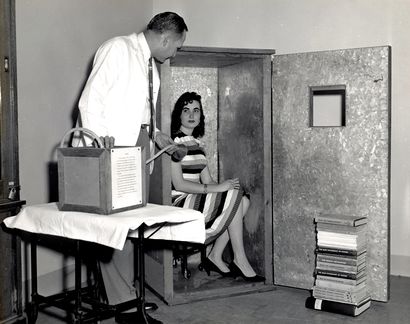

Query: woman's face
[[180, 100, 201, 131]]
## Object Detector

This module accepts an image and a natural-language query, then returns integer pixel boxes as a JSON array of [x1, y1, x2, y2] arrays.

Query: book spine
[[316, 247, 364, 256], [315, 217, 356, 226], [312, 294, 367, 306], [317, 252, 365, 263], [316, 261, 364, 273], [316, 274, 366, 286], [317, 241, 362, 249], [317, 234, 366, 244], [316, 225, 366, 235], [318, 242, 366, 249], [315, 279, 366, 291], [305, 297, 356, 316], [316, 255, 362, 266], [317, 231, 361, 239], [306, 297, 371, 317], [315, 269, 363, 279], [313, 286, 369, 304]]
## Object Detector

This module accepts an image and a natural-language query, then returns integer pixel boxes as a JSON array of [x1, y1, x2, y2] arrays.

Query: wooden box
[[146, 46, 275, 304], [57, 146, 146, 214]]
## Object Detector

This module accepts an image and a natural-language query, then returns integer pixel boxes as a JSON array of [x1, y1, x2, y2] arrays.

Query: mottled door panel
[[218, 59, 266, 275], [272, 47, 390, 301]]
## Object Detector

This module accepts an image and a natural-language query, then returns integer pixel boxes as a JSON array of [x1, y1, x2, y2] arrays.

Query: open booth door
[[272, 46, 391, 302]]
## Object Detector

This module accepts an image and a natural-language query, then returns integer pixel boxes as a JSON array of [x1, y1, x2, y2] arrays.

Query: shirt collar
[[136, 32, 152, 63]]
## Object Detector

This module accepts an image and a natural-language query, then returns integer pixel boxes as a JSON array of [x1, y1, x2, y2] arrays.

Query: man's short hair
[[147, 12, 188, 35]]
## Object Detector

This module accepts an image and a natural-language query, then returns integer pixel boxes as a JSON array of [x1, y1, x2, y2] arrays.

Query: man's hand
[[155, 132, 177, 154], [154, 132, 187, 161], [96, 136, 115, 148]]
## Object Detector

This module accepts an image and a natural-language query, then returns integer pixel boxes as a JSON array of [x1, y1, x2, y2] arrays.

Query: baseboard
[[391, 254, 410, 277], [0, 315, 26, 324], [23, 263, 89, 301]]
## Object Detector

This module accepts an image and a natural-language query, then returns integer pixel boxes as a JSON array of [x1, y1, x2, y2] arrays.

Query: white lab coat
[[77, 32, 159, 146], [73, 34, 162, 305]]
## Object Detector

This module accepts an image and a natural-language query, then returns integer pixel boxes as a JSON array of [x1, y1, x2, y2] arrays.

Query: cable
[[145, 144, 175, 165]]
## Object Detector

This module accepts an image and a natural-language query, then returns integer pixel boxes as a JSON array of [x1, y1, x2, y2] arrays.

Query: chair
[[173, 243, 207, 279]]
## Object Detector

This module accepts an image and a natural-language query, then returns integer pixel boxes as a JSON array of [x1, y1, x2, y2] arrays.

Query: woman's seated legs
[[207, 231, 230, 272], [207, 196, 257, 277], [227, 197, 257, 277]]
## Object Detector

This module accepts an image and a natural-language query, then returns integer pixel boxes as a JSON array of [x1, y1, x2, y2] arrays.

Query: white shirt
[[78, 32, 159, 146]]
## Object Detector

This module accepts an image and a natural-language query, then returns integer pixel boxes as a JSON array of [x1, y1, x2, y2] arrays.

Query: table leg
[[115, 225, 162, 324], [73, 240, 84, 322], [27, 235, 39, 324]]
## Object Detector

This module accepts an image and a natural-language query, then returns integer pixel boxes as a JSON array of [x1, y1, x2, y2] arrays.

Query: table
[[3, 203, 205, 323]]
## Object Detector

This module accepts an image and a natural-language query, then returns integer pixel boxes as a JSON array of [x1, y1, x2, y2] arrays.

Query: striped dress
[[171, 131, 243, 245]]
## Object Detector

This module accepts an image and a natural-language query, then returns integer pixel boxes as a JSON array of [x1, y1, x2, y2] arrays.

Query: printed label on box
[[110, 147, 143, 209]]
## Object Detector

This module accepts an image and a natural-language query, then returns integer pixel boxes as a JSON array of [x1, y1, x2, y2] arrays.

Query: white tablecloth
[[3, 202, 205, 250]]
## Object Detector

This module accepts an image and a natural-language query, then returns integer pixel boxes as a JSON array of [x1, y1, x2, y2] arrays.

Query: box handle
[[60, 127, 104, 148]]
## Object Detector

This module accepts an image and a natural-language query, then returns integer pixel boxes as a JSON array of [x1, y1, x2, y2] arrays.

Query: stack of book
[[305, 214, 371, 317]]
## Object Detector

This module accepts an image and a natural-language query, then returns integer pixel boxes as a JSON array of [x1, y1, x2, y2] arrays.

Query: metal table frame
[[26, 224, 161, 324]]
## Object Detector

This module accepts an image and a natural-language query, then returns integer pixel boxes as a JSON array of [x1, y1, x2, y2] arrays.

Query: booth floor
[[170, 259, 271, 305], [37, 275, 409, 324]]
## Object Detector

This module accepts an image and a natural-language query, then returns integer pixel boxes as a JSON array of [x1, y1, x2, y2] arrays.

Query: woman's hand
[[218, 178, 241, 192]]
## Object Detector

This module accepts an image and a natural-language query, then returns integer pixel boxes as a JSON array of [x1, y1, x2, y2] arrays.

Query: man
[[77, 11, 187, 159], [75, 11, 188, 312]]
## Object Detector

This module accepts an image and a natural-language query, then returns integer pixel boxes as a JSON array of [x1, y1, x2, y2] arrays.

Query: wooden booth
[[145, 45, 391, 304], [146, 46, 275, 305]]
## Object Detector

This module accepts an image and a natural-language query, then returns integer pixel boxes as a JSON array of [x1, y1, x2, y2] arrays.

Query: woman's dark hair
[[171, 92, 205, 138], [147, 12, 188, 35]]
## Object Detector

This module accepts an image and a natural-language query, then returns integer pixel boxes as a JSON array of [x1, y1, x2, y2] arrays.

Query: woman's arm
[[171, 161, 240, 194], [200, 166, 217, 185]]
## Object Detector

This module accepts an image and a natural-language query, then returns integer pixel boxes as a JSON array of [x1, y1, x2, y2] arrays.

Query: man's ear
[[161, 34, 169, 47]]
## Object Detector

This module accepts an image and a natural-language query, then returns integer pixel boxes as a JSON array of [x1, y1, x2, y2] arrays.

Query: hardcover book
[[314, 214, 367, 227], [317, 241, 366, 250], [305, 296, 371, 316], [316, 260, 366, 273], [312, 293, 370, 306], [316, 246, 366, 256], [313, 286, 369, 304], [314, 279, 367, 291], [316, 223, 367, 234], [315, 268, 366, 280], [316, 274, 367, 286], [317, 253, 365, 266], [317, 231, 366, 242]]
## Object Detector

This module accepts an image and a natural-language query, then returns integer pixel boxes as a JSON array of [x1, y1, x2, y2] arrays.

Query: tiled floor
[[36, 275, 409, 324]]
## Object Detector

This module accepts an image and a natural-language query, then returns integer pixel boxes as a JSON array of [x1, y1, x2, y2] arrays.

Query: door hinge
[[4, 57, 9, 72]]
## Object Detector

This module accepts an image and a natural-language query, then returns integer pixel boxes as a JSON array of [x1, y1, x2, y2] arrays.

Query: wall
[[16, 0, 152, 294], [154, 0, 410, 277]]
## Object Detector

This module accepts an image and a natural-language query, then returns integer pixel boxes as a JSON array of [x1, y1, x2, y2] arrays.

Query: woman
[[171, 91, 264, 282]]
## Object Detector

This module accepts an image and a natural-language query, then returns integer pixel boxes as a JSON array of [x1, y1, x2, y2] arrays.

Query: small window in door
[[309, 85, 346, 127]]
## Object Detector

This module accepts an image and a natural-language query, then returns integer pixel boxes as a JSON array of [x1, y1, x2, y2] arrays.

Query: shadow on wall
[[48, 161, 58, 203], [20, 232, 104, 307], [47, 58, 94, 204]]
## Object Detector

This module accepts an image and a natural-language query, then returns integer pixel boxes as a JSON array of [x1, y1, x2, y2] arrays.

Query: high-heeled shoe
[[229, 261, 265, 282], [199, 258, 231, 277]]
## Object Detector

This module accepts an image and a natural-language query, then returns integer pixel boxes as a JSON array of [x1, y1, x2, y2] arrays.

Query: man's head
[[145, 12, 188, 63]]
